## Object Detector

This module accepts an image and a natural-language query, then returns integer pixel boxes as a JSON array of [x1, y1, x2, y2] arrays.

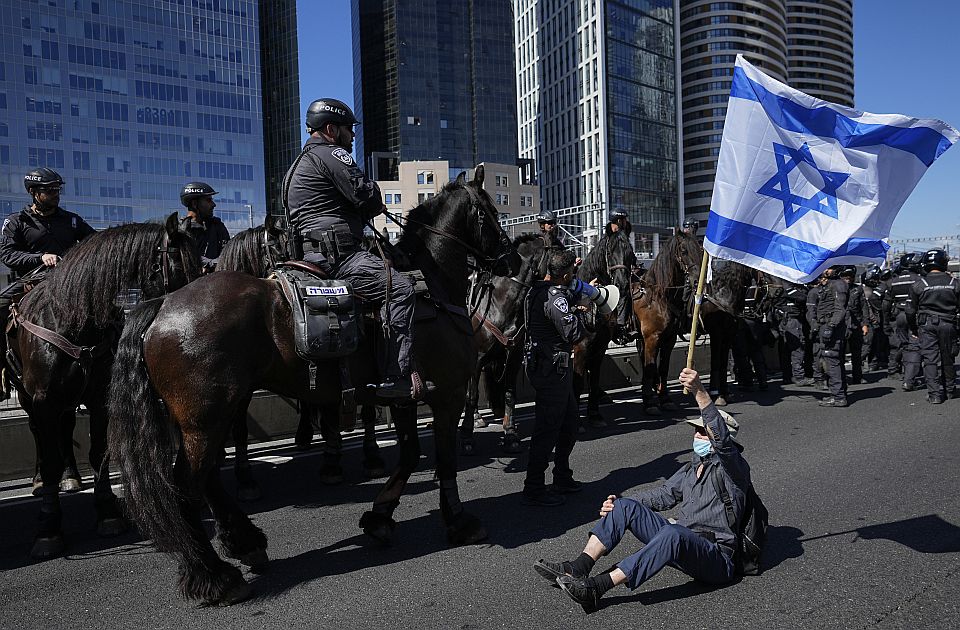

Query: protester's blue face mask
[[693, 437, 713, 457]]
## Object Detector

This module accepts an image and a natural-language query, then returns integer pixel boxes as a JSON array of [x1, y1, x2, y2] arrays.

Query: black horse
[[572, 230, 634, 425], [459, 233, 548, 455], [217, 216, 387, 499], [700, 257, 754, 405], [7, 214, 199, 558], [107, 167, 519, 605]]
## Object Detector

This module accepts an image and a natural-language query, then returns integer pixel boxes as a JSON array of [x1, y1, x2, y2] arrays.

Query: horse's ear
[[472, 164, 484, 186], [264, 213, 283, 235], [455, 171, 467, 186], [165, 212, 180, 237]]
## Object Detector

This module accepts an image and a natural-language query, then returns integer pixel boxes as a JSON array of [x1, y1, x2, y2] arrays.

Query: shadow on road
[[801, 514, 960, 554]]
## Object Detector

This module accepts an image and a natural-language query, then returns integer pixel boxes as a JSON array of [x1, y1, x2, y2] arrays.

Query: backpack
[[711, 472, 769, 576]]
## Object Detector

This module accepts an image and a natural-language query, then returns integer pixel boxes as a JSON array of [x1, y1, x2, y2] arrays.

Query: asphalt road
[[1, 370, 959, 630]]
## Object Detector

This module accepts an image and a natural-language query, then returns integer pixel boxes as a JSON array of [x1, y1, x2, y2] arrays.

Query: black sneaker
[[533, 559, 570, 584], [557, 575, 602, 613], [521, 489, 566, 507], [553, 478, 583, 494]]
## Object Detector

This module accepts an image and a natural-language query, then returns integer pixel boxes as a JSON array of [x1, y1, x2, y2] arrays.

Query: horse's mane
[[219, 225, 266, 276], [513, 232, 543, 246], [709, 258, 753, 313], [644, 231, 700, 303], [41, 222, 181, 335]]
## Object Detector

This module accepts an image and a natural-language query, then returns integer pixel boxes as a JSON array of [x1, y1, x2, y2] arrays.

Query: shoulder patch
[[553, 296, 569, 313], [331, 148, 354, 166]]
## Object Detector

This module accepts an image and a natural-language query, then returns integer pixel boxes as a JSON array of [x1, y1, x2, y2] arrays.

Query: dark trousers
[[846, 326, 864, 382], [918, 316, 957, 398], [781, 316, 806, 382], [590, 498, 735, 590], [821, 324, 847, 398], [523, 358, 578, 493], [732, 320, 767, 386], [894, 312, 921, 384], [867, 322, 889, 369], [305, 249, 415, 378]]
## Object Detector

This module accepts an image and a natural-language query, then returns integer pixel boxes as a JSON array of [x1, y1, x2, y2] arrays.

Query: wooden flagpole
[[684, 248, 711, 394]]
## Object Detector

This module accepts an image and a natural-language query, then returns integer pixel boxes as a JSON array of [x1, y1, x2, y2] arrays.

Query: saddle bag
[[275, 268, 360, 360]]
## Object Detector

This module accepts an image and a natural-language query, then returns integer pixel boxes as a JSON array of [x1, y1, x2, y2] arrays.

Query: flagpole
[[684, 248, 710, 394]]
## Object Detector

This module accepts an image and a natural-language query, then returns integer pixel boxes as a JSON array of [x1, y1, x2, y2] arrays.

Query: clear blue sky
[[296, 0, 960, 240]]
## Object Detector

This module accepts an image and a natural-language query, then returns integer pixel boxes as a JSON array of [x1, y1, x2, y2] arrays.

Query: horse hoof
[[97, 517, 129, 537], [237, 483, 262, 503], [714, 396, 728, 407], [501, 435, 522, 454], [447, 513, 488, 545], [661, 401, 679, 411], [215, 579, 253, 607], [360, 511, 396, 543], [32, 479, 43, 497], [30, 535, 65, 560], [460, 440, 477, 456], [59, 477, 82, 493], [239, 548, 269, 573], [645, 406, 662, 416], [362, 464, 387, 479]]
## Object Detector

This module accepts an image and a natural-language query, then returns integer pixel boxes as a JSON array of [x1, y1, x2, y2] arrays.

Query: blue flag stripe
[[705, 211, 890, 275], [730, 67, 953, 167]]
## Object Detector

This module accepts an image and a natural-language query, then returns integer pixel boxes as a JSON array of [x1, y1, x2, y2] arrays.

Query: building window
[[417, 170, 434, 185], [418, 192, 426, 204], [520, 196, 526, 207], [495, 174, 509, 187], [384, 194, 392, 204], [394, 193, 401, 204], [407, 116, 421, 126], [502, 194, 509, 205], [440, 119, 448, 129]]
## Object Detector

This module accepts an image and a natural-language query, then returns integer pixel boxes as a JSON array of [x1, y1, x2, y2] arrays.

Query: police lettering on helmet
[[24, 168, 65, 215]]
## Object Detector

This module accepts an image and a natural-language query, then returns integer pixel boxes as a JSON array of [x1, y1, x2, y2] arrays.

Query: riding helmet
[[537, 209, 557, 224], [609, 208, 628, 223], [839, 265, 858, 279], [23, 167, 64, 191], [922, 248, 949, 271], [305, 98, 358, 133], [682, 217, 698, 229], [861, 265, 881, 286], [180, 181, 218, 207]]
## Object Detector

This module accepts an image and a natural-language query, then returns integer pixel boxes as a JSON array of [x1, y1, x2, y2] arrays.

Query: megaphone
[[568, 278, 621, 316]]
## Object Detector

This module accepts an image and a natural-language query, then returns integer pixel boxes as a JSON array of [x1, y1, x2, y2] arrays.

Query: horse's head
[[152, 212, 202, 295], [672, 230, 703, 291], [514, 233, 549, 284], [262, 214, 289, 269], [450, 166, 520, 277]]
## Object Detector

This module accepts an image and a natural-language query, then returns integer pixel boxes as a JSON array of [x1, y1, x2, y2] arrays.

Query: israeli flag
[[704, 55, 958, 283]]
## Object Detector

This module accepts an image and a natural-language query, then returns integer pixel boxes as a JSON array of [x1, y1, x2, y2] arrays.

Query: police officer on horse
[[906, 249, 959, 404], [282, 98, 423, 399], [179, 181, 229, 273]]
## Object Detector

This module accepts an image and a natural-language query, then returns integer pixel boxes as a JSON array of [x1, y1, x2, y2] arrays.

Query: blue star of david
[[756, 142, 850, 228]]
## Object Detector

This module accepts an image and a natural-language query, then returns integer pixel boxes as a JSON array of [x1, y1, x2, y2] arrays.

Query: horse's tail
[[108, 297, 201, 563]]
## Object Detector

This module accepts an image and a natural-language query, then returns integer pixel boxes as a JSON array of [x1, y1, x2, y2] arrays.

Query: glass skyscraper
[[352, 0, 519, 180], [0, 0, 299, 233]]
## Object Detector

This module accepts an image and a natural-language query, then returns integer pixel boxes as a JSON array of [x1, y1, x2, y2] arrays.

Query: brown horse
[[107, 167, 519, 604]]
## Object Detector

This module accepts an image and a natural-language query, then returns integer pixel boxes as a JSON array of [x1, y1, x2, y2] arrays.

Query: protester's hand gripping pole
[[684, 250, 710, 394]]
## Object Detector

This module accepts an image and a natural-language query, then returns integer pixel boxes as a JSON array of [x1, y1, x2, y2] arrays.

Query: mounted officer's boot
[[375, 371, 436, 400]]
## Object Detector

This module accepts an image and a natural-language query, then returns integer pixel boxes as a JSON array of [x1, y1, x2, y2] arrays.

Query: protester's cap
[[686, 409, 739, 439]]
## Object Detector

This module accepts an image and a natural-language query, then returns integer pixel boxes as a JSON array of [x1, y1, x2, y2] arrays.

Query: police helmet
[[180, 181, 218, 207], [305, 98, 358, 133], [537, 209, 557, 224], [24, 168, 64, 192], [922, 248, 949, 271], [839, 265, 857, 279], [904, 252, 923, 272], [861, 265, 881, 286], [682, 217, 698, 229], [879, 268, 894, 282], [609, 208, 628, 223]]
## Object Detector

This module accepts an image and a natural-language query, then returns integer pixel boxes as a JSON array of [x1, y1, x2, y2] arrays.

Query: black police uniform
[[0, 205, 96, 306], [883, 270, 923, 383], [732, 282, 768, 389], [523, 280, 585, 498], [845, 281, 870, 383], [773, 281, 808, 383], [815, 277, 849, 401], [180, 215, 229, 270], [864, 282, 890, 370], [806, 285, 824, 383], [906, 272, 960, 400], [282, 136, 415, 381]]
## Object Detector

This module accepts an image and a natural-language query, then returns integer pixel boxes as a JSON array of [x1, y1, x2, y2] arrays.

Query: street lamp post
[[244, 204, 253, 228]]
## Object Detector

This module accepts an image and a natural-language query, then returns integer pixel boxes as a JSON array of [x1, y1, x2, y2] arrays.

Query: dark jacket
[[282, 137, 382, 241], [906, 271, 960, 330], [884, 271, 922, 315], [525, 281, 585, 356], [816, 277, 848, 328], [628, 402, 750, 550], [0, 205, 96, 274], [181, 215, 230, 269], [805, 283, 820, 332], [845, 283, 870, 330]]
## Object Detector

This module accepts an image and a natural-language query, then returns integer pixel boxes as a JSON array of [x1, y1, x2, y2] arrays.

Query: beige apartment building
[[374, 160, 540, 241]]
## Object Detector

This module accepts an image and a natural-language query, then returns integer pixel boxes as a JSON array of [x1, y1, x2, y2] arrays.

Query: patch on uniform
[[553, 296, 569, 313], [331, 148, 354, 165]]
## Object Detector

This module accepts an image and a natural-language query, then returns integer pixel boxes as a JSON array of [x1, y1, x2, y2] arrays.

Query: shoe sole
[[533, 560, 565, 585]]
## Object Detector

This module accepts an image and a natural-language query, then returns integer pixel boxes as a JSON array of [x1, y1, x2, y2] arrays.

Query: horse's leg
[[458, 369, 480, 456], [294, 401, 315, 450], [360, 403, 420, 542], [205, 462, 268, 574], [231, 393, 261, 502], [657, 332, 679, 411], [85, 397, 128, 537], [500, 349, 522, 454], [712, 324, 732, 405], [59, 408, 82, 492], [641, 330, 662, 415], [360, 404, 386, 478], [433, 392, 487, 545], [317, 402, 344, 485], [28, 396, 67, 558]]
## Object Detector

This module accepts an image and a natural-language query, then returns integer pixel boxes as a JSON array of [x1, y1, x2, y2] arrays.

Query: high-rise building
[[515, 0, 681, 238], [352, 0, 518, 181], [0, 0, 299, 233], [678, 0, 853, 223], [786, 0, 854, 107]]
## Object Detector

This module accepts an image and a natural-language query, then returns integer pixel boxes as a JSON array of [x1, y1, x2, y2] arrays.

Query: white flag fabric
[[704, 55, 958, 283]]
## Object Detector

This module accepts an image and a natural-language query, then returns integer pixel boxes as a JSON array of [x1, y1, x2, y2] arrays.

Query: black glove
[[820, 325, 833, 341]]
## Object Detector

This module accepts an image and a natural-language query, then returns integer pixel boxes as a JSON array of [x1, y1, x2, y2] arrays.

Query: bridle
[[153, 230, 181, 293]]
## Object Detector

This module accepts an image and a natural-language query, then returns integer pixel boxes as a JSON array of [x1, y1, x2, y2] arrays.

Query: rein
[[12, 306, 114, 362]]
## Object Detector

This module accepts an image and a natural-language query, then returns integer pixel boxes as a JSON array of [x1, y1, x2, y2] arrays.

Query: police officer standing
[[806, 278, 826, 389], [773, 280, 813, 386], [0, 168, 95, 489], [840, 266, 869, 384], [179, 182, 229, 273], [282, 98, 422, 399], [523, 249, 587, 506], [883, 253, 923, 389], [906, 249, 959, 404], [862, 266, 890, 371], [815, 266, 849, 407]]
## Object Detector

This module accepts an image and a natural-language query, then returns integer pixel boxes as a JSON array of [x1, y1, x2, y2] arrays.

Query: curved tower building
[[786, 0, 855, 107]]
